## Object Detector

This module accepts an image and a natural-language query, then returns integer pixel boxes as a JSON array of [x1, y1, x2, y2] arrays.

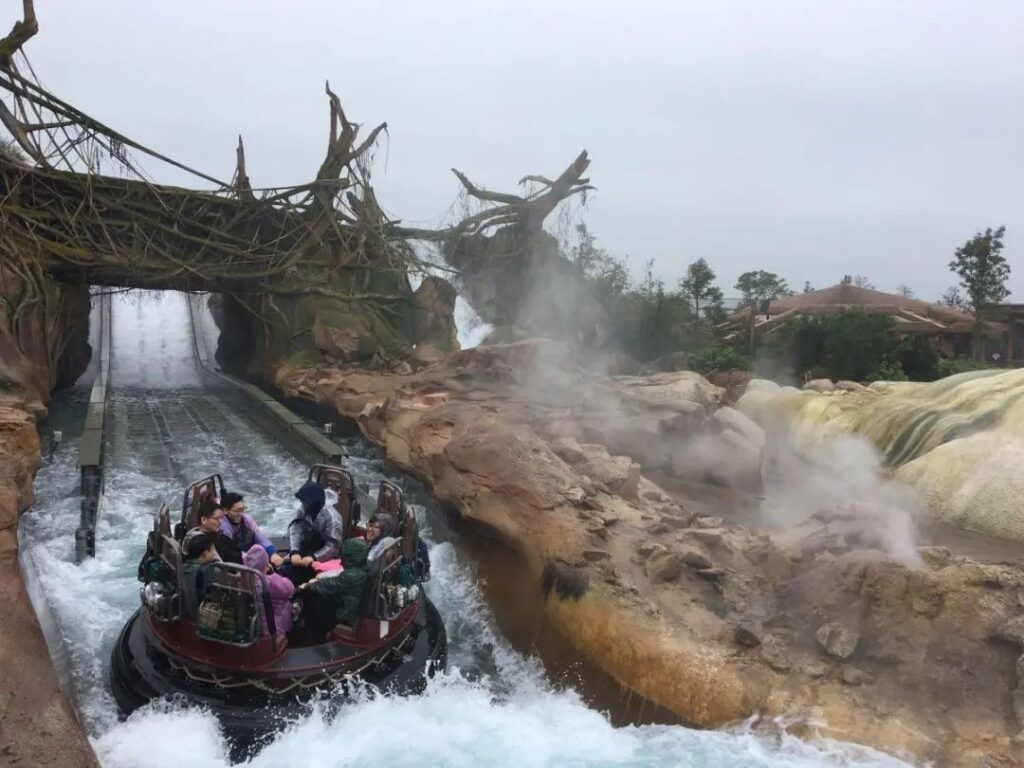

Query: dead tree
[[0, 1, 601, 363], [395, 150, 594, 244]]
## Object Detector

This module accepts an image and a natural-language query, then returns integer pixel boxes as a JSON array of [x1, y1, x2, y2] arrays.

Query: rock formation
[[0, 394, 97, 767], [0, 178, 97, 763], [737, 371, 1024, 541], [277, 341, 1024, 766], [0, 265, 91, 411]]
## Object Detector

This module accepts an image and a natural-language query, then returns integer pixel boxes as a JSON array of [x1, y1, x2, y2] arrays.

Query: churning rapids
[[17, 292, 912, 768]]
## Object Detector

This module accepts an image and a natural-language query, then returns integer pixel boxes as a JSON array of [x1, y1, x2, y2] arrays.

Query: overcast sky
[[24, 1, 1024, 301]]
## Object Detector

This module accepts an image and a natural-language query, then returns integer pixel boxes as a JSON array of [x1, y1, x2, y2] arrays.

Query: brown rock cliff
[[277, 341, 1024, 766]]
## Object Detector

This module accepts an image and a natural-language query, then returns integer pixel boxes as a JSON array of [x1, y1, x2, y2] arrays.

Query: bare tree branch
[[451, 168, 524, 205], [0, 0, 37, 70], [233, 135, 253, 201]]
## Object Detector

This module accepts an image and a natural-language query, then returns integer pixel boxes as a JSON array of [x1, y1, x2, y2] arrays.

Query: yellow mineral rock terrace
[[737, 370, 1024, 541]]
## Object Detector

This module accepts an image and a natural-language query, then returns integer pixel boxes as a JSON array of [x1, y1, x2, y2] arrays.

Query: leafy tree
[[780, 309, 895, 381], [896, 284, 914, 299], [688, 344, 751, 375], [679, 258, 723, 322], [569, 223, 627, 291], [591, 259, 630, 305], [949, 226, 1010, 358], [701, 289, 727, 325], [626, 260, 692, 360], [803, 280, 814, 293], [840, 275, 853, 286], [892, 334, 938, 380], [734, 270, 793, 308]]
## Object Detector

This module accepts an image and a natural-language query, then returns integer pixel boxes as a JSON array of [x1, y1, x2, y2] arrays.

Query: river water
[[18, 291, 912, 767]]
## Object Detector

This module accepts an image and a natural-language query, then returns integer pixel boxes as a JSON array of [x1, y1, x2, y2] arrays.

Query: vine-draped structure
[[0, 0, 593, 379]]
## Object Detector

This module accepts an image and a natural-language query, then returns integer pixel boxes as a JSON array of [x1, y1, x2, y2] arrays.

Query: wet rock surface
[[0, 395, 99, 767], [277, 340, 1024, 766], [0, 267, 98, 766], [815, 622, 860, 659], [646, 549, 684, 583]]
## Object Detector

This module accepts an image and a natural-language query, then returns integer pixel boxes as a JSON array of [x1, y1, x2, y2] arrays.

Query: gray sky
[[27, 0, 1024, 302]]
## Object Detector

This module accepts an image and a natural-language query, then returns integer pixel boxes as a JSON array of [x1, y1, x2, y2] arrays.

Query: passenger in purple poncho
[[219, 492, 283, 568], [243, 545, 295, 637]]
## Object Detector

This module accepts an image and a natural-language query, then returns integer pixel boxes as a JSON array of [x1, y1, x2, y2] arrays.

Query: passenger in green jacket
[[298, 538, 370, 638]]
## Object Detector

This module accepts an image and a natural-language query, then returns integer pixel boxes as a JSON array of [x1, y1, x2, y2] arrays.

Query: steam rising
[[761, 432, 922, 567]]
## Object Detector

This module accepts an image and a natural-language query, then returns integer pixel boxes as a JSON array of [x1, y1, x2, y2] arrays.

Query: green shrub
[[869, 360, 908, 382], [893, 334, 939, 380], [778, 309, 895, 382], [934, 357, 995, 379], [688, 344, 751, 375]]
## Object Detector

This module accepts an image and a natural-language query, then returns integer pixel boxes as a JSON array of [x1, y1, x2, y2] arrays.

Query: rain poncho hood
[[243, 545, 295, 635], [295, 481, 326, 516], [340, 538, 369, 569], [288, 487, 344, 561], [305, 538, 370, 628], [243, 544, 269, 573]]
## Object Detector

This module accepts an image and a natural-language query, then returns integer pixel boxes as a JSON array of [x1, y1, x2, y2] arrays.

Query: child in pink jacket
[[243, 545, 295, 637]]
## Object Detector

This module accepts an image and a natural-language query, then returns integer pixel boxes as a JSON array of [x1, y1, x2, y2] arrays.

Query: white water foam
[[408, 240, 493, 349], [19, 292, 913, 767], [110, 291, 204, 388], [454, 294, 493, 349], [93, 674, 913, 768]]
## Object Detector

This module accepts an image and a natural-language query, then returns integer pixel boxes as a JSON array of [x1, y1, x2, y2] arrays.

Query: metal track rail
[[72, 292, 346, 561], [75, 292, 111, 562], [185, 294, 345, 464]]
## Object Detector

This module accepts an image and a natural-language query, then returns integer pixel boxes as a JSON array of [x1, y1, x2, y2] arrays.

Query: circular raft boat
[[110, 465, 447, 739]]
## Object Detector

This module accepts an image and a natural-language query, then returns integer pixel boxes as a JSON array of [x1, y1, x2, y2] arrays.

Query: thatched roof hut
[[720, 284, 1006, 358]]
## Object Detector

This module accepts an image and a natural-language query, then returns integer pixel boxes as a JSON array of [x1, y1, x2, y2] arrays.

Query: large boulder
[[708, 406, 765, 488], [0, 269, 91, 404], [804, 378, 836, 393], [412, 276, 459, 353], [616, 371, 723, 412], [815, 622, 860, 659], [646, 549, 684, 583], [309, 299, 412, 364], [577, 444, 641, 500]]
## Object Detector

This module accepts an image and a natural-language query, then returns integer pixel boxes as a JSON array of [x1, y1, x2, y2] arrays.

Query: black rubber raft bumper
[[109, 596, 448, 744]]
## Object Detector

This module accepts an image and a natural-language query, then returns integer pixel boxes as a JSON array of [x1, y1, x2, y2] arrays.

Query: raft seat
[[145, 533, 185, 622], [376, 480, 403, 518], [175, 474, 224, 541]]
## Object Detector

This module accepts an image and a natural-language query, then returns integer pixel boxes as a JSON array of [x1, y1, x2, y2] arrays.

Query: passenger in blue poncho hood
[[277, 481, 343, 587]]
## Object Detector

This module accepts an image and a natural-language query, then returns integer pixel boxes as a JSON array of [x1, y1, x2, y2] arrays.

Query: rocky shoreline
[[0, 394, 98, 767], [278, 341, 1024, 767]]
